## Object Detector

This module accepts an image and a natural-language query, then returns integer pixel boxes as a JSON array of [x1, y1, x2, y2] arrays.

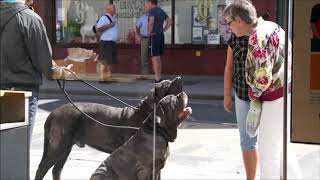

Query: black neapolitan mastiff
[[34, 77, 183, 180], [90, 92, 192, 180]]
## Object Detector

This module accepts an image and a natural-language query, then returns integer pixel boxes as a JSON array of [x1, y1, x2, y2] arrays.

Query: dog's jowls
[[90, 92, 192, 180], [34, 77, 183, 180]]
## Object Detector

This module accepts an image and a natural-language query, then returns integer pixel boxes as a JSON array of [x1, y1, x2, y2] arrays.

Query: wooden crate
[[55, 59, 101, 74]]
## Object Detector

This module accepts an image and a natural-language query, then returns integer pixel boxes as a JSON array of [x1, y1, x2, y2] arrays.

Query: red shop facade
[[32, 0, 277, 76]]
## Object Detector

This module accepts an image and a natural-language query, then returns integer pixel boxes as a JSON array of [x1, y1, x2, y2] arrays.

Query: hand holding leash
[[52, 60, 74, 79]]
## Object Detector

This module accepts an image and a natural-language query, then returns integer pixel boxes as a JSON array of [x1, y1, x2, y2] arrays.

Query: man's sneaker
[[75, 141, 85, 148], [154, 79, 163, 83]]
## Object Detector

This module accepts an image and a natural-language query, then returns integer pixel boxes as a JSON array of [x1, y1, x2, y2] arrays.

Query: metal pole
[[277, 0, 285, 26], [153, 101, 156, 180], [282, 0, 291, 179], [153, 88, 157, 180]]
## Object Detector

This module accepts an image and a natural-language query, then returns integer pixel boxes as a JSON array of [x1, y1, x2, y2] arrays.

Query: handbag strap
[[105, 14, 113, 23]]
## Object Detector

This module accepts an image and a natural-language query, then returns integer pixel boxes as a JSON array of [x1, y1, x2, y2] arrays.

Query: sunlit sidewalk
[[30, 112, 320, 180]]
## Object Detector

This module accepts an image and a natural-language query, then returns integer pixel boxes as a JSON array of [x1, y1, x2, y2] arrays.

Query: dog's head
[[140, 77, 183, 110], [153, 76, 183, 102], [156, 92, 192, 142]]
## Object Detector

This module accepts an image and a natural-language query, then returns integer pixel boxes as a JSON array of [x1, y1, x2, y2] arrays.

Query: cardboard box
[[0, 90, 31, 129]]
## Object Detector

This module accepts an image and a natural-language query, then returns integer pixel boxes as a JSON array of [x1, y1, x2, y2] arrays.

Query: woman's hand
[[224, 95, 233, 112]]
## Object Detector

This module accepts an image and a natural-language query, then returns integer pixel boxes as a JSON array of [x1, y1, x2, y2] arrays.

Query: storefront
[[32, 0, 276, 76]]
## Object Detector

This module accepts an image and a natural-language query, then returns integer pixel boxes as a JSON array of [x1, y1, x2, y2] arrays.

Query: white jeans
[[258, 97, 302, 179]]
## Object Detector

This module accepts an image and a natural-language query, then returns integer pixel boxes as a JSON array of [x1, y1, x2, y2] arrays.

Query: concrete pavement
[[32, 74, 320, 179], [30, 111, 320, 180], [29, 111, 246, 180]]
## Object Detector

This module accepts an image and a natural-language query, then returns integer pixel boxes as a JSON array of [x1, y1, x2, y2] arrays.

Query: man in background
[[136, 3, 151, 75], [310, 3, 320, 51], [147, 0, 172, 83], [96, 3, 119, 79], [311, 3, 320, 39]]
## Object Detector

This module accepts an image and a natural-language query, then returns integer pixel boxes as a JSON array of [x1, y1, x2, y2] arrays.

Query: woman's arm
[[223, 46, 234, 112]]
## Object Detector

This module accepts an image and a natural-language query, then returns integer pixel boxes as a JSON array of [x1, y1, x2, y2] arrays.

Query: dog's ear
[[168, 76, 183, 95], [156, 104, 166, 127], [155, 80, 171, 91], [153, 80, 171, 102], [155, 80, 171, 88]]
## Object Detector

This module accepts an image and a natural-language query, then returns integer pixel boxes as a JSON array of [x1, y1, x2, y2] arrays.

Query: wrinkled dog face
[[153, 76, 183, 102], [167, 76, 183, 95], [156, 92, 192, 142]]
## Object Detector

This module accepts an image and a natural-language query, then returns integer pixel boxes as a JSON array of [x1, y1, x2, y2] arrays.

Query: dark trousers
[[100, 41, 118, 65]]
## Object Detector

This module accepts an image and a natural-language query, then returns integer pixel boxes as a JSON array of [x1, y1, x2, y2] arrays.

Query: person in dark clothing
[[0, 0, 71, 141], [310, 3, 320, 39], [146, 0, 172, 83], [310, 3, 320, 51]]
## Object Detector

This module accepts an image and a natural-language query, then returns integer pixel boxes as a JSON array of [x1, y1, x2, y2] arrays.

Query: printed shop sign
[[114, 0, 144, 18]]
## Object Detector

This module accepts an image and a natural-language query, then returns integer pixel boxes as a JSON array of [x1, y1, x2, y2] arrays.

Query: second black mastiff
[[90, 92, 192, 180]]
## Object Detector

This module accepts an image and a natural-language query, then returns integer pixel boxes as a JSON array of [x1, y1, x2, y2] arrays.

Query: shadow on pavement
[[179, 121, 238, 129]]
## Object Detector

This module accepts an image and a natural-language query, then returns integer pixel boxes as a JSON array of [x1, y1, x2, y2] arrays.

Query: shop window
[[114, 0, 172, 44], [174, 0, 234, 45], [55, 0, 105, 44], [55, 0, 172, 44]]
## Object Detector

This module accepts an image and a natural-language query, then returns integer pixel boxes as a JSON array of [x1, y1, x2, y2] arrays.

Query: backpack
[[92, 14, 113, 34]]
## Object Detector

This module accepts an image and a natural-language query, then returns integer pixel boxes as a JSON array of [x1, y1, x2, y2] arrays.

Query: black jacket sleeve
[[19, 11, 53, 80]]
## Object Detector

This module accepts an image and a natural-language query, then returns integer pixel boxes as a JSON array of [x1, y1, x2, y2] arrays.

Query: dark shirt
[[310, 4, 320, 23], [228, 33, 250, 101], [148, 6, 168, 34], [310, 4, 320, 35]]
